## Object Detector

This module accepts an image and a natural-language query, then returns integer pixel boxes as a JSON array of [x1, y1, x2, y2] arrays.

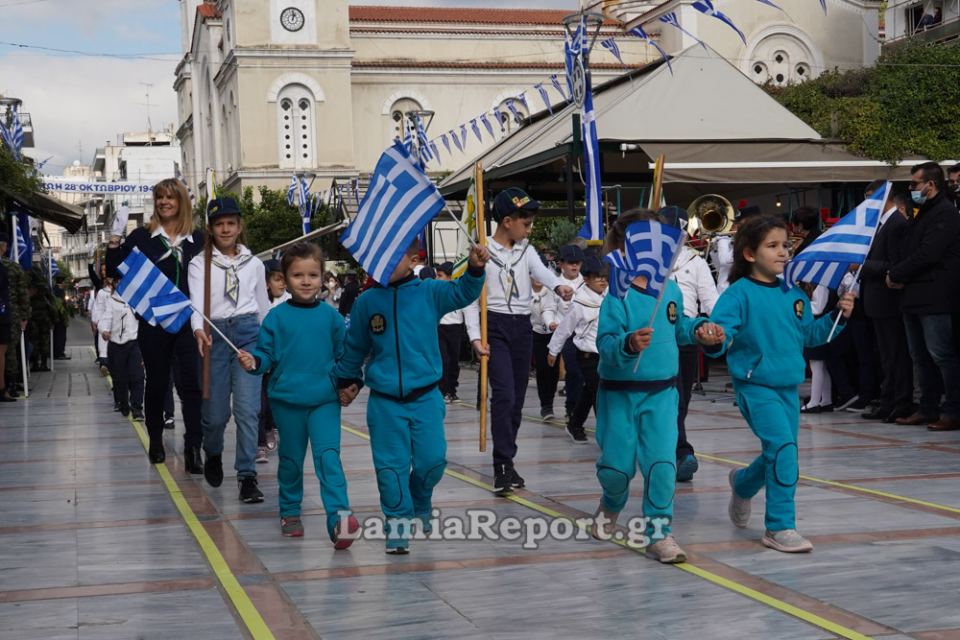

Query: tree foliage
[[0, 146, 43, 200], [767, 41, 960, 163]]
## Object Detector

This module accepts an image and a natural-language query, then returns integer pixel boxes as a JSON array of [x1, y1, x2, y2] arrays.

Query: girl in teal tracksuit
[[708, 215, 854, 554], [593, 211, 724, 565], [238, 242, 358, 547], [337, 242, 488, 554]]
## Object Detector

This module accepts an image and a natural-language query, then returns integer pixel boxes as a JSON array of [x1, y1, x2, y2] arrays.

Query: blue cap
[[206, 196, 241, 222]]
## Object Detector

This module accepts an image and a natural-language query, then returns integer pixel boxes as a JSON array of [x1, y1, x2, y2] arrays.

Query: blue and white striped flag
[[505, 99, 523, 124], [450, 130, 463, 153], [534, 84, 553, 115], [116, 247, 193, 332], [150, 292, 193, 333], [659, 12, 706, 49], [692, 0, 746, 44], [339, 141, 446, 286], [0, 105, 24, 160], [440, 133, 451, 155], [550, 74, 567, 101], [9, 212, 30, 269], [623, 221, 685, 298], [415, 116, 433, 167], [629, 26, 673, 74], [601, 38, 624, 64], [470, 119, 483, 144], [481, 114, 496, 139], [604, 250, 632, 300], [577, 73, 604, 242], [784, 181, 890, 290]]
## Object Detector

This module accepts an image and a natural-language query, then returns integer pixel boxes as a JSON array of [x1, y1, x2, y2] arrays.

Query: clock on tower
[[280, 7, 305, 32]]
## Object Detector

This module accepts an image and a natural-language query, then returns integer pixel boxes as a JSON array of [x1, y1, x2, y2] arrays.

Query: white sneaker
[[728, 468, 751, 529], [762, 529, 813, 553], [589, 505, 619, 540], [645, 535, 687, 564], [265, 429, 278, 451]]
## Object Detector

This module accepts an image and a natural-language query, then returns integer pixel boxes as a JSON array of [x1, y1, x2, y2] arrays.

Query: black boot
[[204, 453, 224, 487], [493, 463, 512, 496], [148, 439, 166, 464], [184, 446, 203, 475]]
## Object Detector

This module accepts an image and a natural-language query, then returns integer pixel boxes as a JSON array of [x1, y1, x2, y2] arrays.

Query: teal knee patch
[[416, 460, 446, 493], [376, 468, 404, 510], [773, 442, 799, 487], [318, 448, 346, 488], [645, 460, 676, 511], [597, 465, 630, 501]]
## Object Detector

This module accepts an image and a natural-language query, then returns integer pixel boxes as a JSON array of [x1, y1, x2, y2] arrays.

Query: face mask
[[911, 189, 927, 205]]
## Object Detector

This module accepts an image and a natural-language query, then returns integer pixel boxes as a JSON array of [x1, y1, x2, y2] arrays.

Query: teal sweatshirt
[[336, 267, 484, 399], [598, 280, 706, 382], [249, 299, 345, 407], [707, 277, 846, 388]]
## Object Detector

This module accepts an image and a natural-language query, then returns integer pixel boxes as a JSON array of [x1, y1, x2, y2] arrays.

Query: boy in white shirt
[[548, 256, 608, 443], [531, 274, 559, 419], [555, 244, 585, 418], [436, 262, 465, 403], [98, 276, 144, 419], [90, 277, 113, 379]]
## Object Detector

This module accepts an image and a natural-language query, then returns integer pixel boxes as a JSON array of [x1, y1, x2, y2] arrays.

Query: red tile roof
[[197, 2, 220, 19], [349, 6, 616, 26]]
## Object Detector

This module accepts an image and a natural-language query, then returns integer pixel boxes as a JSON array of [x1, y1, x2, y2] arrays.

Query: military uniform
[[1, 257, 30, 389], [28, 270, 53, 372]]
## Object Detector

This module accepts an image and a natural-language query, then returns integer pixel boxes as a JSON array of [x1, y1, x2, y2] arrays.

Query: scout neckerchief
[[487, 240, 529, 312], [157, 236, 186, 287], [573, 286, 605, 338], [210, 249, 254, 305]]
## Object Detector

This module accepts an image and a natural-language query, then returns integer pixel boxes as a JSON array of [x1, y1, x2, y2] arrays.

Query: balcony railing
[[884, 16, 960, 47]]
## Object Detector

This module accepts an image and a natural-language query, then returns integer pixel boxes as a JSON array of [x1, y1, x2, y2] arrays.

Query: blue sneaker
[[416, 513, 432, 535], [676, 454, 699, 482]]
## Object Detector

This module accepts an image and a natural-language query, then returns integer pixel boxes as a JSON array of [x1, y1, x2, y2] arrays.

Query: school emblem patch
[[370, 313, 387, 335], [666, 301, 678, 324], [794, 299, 804, 319]]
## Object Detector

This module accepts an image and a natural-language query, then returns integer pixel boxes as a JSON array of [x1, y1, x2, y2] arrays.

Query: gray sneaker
[[728, 468, 751, 529], [281, 516, 304, 537], [645, 535, 687, 564], [762, 529, 813, 553]]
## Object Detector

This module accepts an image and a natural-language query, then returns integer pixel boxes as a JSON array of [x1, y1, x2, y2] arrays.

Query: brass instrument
[[686, 194, 737, 238]]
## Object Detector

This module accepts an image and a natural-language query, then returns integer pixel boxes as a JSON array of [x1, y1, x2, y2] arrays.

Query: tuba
[[686, 194, 737, 238]]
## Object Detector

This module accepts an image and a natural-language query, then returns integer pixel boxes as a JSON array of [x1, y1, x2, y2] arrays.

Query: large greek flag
[[339, 141, 445, 286], [623, 220, 684, 298], [784, 181, 890, 290], [116, 247, 194, 333]]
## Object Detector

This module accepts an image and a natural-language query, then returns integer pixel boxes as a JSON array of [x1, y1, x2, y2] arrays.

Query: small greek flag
[[604, 250, 632, 300], [150, 292, 194, 333], [550, 74, 567, 101], [624, 221, 685, 298], [692, 0, 746, 44], [480, 114, 496, 139], [659, 12, 706, 49], [577, 73, 603, 241], [116, 247, 193, 332], [601, 38, 624, 64], [534, 84, 553, 115], [9, 212, 30, 268], [0, 105, 24, 160], [470, 119, 483, 144], [629, 26, 673, 74], [339, 141, 446, 286], [784, 181, 890, 290]]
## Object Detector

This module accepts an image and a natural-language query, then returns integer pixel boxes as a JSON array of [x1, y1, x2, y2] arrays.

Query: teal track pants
[[595, 386, 679, 536], [731, 383, 800, 532], [270, 399, 351, 539]]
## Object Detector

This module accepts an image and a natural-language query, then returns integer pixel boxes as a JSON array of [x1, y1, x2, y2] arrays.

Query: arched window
[[389, 98, 423, 142], [277, 84, 315, 170], [745, 29, 820, 88]]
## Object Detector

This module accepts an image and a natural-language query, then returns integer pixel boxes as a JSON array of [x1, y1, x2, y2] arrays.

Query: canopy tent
[[3, 189, 84, 233], [438, 45, 923, 203]]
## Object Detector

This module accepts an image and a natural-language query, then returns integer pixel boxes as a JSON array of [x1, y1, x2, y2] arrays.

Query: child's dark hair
[[280, 242, 324, 277], [602, 208, 664, 255], [581, 256, 610, 279], [729, 215, 788, 285]]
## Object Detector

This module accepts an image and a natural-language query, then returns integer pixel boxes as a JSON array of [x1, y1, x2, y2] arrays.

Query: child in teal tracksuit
[[238, 242, 358, 547], [707, 215, 854, 554], [592, 211, 724, 564], [337, 241, 488, 554]]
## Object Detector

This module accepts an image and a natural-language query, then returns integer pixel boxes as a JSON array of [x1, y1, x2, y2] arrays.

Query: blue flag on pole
[[150, 292, 194, 334], [339, 141, 446, 286], [604, 250, 633, 300], [116, 247, 193, 332], [784, 181, 890, 290], [623, 221, 685, 298], [9, 210, 32, 269]]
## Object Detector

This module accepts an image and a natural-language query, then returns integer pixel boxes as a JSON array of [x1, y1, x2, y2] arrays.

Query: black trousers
[[53, 323, 67, 357], [488, 312, 533, 466], [438, 324, 463, 396], [108, 340, 144, 412], [872, 315, 914, 414], [138, 321, 202, 448], [561, 337, 582, 414], [849, 314, 880, 403], [531, 331, 560, 411], [162, 354, 182, 419], [677, 344, 698, 459], [568, 350, 599, 431]]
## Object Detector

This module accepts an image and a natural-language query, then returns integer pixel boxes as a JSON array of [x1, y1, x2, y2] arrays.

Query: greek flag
[[564, 20, 586, 97], [534, 84, 553, 115], [659, 12, 706, 49], [9, 211, 31, 269], [550, 74, 567, 101], [339, 141, 446, 286], [0, 105, 24, 160], [692, 0, 746, 44], [150, 292, 194, 333], [629, 26, 673, 74], [415, 116, 433, 167], [577, 70, 603, 241], [623, 221, 685, 298], [480, 114, 496, 139], [604, 250, 632, 300], [286, 175, 311, 234], [116, 247, 194, 332], [784, 181, 890, 290], [601, 38, 624, 64]]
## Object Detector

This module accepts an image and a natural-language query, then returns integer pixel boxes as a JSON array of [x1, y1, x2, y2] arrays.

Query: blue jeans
[[903, 313, 960, 419], [202, 313, 262, 478]]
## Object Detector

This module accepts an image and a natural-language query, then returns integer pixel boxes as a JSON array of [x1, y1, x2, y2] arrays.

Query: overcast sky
[[0, 0, 577, 176]]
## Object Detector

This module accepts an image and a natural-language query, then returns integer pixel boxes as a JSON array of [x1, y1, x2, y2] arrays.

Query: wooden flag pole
[[475, 162, 489, 453], [202, 230, 213, 400], [648, 154, 665, 210]]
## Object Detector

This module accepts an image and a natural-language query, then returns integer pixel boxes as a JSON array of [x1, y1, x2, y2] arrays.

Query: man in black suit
[[887, 162, 960, 431], [859, 182, 913, 422]]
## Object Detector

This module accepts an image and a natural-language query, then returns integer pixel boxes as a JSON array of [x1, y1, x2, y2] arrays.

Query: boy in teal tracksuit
[[593, 275, 721, 563], [338, 242, 488, 554]]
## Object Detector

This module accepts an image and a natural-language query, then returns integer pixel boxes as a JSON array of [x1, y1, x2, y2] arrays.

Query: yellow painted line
[[98, 360, 274, 639], [697, 452, 960, 516], [340, 423, 871, 640]]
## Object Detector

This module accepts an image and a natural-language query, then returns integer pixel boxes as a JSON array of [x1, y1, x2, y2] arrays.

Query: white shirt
[[879, 205, 897, 227], [188, 245, 270, 332], [555, 273, 584, 320], [98, 293, 139, 344], [440, 308, 464, 325], [465, 237, 562, 341], [530, 286, 558, 335], [709, 235, 734, 294], [91, 287, 112, 326], [270, 291, 292, 308], [811, 284, 831, 315], [671, 246, 719, 317], [547, 285, 605, 355]]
